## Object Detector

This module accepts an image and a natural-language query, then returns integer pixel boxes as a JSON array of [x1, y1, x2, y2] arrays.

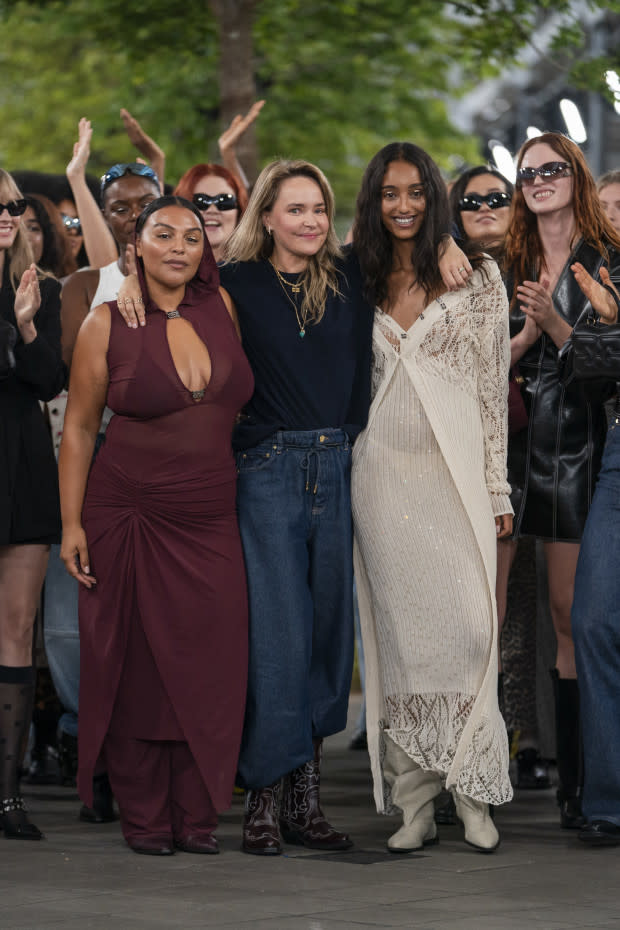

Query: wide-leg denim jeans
[[236, 429, 354, 790], [572, 420, 620, 825]]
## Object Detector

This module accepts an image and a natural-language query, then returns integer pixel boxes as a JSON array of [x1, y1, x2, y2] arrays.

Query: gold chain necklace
[[269, 259, 309, 338]]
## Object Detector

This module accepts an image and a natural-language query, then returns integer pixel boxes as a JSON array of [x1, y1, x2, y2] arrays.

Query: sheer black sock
[[0, 665, 42, 838]]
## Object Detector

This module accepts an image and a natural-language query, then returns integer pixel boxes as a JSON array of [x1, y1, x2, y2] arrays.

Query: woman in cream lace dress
[[351, 143, 513, 854]]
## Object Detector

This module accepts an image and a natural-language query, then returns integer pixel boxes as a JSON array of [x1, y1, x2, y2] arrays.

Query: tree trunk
[[209, 0, 259, 181]]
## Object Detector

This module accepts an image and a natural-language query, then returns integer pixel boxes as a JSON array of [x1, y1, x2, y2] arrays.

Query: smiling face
[[193, 176, 239, 260], [599, 182, 620, 233], [461, 173, 511, 246], [136, 205, 204, 291], [102, 174, 160, 250], [380, 160, 426, 242], [263, 175, 329, 269], [0, 180, 23, 257], [519, 142, 574, 216]]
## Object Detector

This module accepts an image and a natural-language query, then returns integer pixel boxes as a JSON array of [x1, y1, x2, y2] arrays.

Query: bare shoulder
[[62, 267, 100, 302], [78, 302, 112, 348]]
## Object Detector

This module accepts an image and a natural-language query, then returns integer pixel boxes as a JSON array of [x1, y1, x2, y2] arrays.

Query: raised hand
[[218, 100, 265, 160], [120, 108, 164, 191], [66, 117, 92, 182], [571, 262, 619, 324]]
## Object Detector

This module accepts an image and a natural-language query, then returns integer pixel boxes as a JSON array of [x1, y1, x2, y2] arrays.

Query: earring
[[266, 226, 272, 236]]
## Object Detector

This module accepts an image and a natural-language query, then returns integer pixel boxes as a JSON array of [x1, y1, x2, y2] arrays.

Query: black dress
[[507, 239, 620, 542], [0, 263, 65, 544]]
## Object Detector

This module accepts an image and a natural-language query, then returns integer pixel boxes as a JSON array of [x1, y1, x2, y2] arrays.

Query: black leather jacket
[[507, 239, 620, 541]]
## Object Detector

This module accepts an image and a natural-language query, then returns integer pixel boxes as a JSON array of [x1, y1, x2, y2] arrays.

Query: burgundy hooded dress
[[77, 236, 253, 810]]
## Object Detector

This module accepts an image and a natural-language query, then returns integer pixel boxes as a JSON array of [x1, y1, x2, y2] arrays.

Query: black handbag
[[559, 283, 620, 383]]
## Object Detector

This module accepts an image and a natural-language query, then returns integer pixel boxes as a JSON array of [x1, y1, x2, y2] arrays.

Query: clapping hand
[[14, 265, 41, 335], [571, 262, 619, 324]]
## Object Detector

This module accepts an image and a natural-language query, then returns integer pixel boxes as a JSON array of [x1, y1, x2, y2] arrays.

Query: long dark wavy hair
[[353, 142, 482, 309]]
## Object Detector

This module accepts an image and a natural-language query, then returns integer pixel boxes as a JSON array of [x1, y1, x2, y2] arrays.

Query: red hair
[[174, 164, 248, 213], [504, 132, 620, 291]]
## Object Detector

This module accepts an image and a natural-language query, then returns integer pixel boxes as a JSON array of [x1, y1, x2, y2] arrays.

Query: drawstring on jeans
[[301, 450, 320, 494]]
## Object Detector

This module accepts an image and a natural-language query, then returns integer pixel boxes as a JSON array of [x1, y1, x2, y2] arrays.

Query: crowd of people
[[2, 103, 620, 857]]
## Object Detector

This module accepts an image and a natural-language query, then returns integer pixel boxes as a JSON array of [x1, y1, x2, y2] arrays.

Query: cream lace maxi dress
[[352, 260, 514, 814]]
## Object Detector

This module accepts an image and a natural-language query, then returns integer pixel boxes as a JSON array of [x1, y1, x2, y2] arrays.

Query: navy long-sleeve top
[[219, 248, 374, 451]]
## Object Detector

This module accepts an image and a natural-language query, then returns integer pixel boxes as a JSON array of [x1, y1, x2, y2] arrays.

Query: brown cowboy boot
[[279, 739, 353, 850], [241, 782, 282, 855]]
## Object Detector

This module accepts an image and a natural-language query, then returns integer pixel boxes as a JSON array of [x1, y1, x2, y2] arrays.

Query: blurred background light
[[559, 98, 587, 142], [489, 140, 516, 183]]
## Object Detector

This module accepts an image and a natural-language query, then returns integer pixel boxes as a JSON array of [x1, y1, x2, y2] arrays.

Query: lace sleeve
[[475, 264, 513, 516]]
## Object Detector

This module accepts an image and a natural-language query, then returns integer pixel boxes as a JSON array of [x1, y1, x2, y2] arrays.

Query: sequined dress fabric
[[352, 261, 513, 809]]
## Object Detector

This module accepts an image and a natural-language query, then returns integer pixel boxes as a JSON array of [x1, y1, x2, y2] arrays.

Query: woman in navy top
[[220, 160, 373, 855]]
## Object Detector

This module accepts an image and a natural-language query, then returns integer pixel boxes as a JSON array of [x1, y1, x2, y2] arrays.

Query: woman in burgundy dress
[[58, 196, 253, 856]]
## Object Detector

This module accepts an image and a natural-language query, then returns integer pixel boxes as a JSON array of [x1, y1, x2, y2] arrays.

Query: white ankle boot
[[453, 791, 500, 852], [384, 738, 441, 853], [387, 797, 437, 852]]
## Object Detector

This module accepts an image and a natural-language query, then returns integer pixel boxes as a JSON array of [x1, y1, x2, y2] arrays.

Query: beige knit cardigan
[[353, 259, 514, 810]]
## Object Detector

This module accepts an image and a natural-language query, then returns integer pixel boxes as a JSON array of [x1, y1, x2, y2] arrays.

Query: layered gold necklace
[[269, 259, 309, 338]]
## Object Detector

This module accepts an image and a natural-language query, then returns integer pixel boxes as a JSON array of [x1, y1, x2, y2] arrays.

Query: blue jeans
[[43, 544, 79, 737], [235, 429, 354, 789], [572, 420, 620, 825]]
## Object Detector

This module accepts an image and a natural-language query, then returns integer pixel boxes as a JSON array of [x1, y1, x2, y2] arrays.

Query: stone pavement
[[1, 697, 618, 930]]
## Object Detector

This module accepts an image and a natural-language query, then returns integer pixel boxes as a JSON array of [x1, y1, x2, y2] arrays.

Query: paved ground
[[2, 697, 618, 930]]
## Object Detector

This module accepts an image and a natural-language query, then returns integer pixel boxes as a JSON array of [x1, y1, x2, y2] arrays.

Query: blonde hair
[[0, 168, 35, 290], [224, 159, 342, 324]]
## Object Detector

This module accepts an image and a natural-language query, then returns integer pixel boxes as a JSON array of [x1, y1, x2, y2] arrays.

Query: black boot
[[79, 773, 117, 824], [550, 670, 585, 829], [242, 782, 282, 855], [0, 665, 43, 839], [279, 739, 353, 850]]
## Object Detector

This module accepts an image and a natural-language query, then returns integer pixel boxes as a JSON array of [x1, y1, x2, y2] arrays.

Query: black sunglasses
[[62, 214, 82, 235], [458, 191, 512, 212], [100, 163, 160, 196], [193, 193, 238, 212], [0, 199, 28, 217], [516, 161, 571, 187]]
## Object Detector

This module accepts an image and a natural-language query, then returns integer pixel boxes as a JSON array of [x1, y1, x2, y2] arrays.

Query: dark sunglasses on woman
[[516, 161, 571, 187], [193, 193, 238, 212], [458, 191, 512, 212], [62, 214, 82, 235], [0, 199, 28, 217]]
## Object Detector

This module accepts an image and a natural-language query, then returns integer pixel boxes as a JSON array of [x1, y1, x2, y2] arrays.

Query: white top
[[47, 260, 124, 456]]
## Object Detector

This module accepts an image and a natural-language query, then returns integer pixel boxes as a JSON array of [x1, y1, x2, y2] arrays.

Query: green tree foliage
[[0, 0, 618, 211]]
